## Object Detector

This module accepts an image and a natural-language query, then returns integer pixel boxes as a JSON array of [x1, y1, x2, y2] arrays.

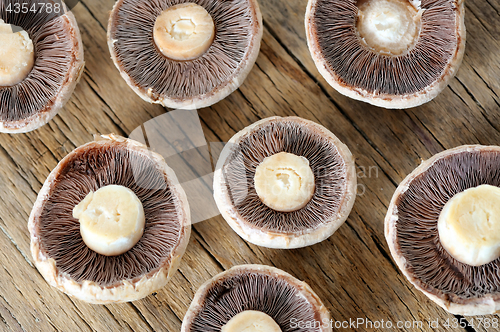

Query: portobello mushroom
[[305, 0, 465, 109], [29, 134, 191, 303], [0, 0, 84, 133], [214, 116, 356, 249], [386, 145, 500, 315]]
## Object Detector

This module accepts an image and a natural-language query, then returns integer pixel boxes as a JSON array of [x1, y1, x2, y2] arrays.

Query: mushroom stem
[[438, 184, 500, 266], [254, 152, 315, 212], [221, 311, 282, 332], [153, 3, 215, 61], [73, 185, 145, 256], [357, 0, 421, 55], [0, 20, 34, 87]]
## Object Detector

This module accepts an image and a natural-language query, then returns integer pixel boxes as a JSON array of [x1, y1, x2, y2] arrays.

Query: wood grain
[[1, 0, 499, 331]]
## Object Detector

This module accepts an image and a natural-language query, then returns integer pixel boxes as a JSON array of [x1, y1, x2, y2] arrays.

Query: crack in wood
[[128, 302, 155, 332], [464, 3, 495, 38], [64, 298, 95, 332], [455, 77, 500, 136], [51, 114, 89, 148], [0, 295, 26, 332], [191, 227, 225, 271], [483, 0, 500, 17], [0, 225, 33, 268], [78, 0, 106, 31], [0, 143, 41, 195], [470, 67, 500, 100], [409, 115, 446, 152], [102, 305, 132, 332], [81, 75, 128, 136]]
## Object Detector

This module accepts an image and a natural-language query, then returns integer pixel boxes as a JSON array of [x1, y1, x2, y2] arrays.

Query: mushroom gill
[[187, 270, 321, 331], [222, 120, 347, 234]]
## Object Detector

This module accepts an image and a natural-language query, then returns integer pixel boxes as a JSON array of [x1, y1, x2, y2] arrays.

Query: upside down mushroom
[[0, 1, 84, 133], [29, 135, 191, 303], [107, 0, 263, 109], [306, 0, 465, 109], [386, 145, 500, 315], [181, 265, 332, 332], [214, 117, 357, 249]]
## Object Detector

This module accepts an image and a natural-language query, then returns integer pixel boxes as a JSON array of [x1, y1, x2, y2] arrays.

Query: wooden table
[[1, 0, 499, 331]]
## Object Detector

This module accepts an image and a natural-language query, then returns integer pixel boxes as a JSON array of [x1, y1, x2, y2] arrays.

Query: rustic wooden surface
[[1, 0, 500, 331]]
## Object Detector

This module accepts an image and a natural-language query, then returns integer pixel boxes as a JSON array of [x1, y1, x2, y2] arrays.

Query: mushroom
[[305, 0, 465, 109], [181, 264, 332, 332], [385, 145, 500, 315], [29, 134, 191, 303], [0, 1, 84, 133], [107, 0, 263, 109], [214, 116, 357, 249]]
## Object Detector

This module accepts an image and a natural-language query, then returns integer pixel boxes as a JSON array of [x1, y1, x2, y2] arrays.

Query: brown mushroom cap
[[107, 0, 263, 109], [181, 264, 332, 332], [305, 0, 465, 109], [0, 1, 84, 133], [386, 145, 500, 315], [28, 134, 191, 304], [214, 117, 357, 249]]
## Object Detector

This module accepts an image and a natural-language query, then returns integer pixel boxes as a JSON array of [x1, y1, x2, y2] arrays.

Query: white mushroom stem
[[357, 0, 422, 55], [254, 152, 315, 212], [438, 184, 500, 266], [73, 185, 145, 256], [221, 311, 282, 332], [153, 3, 215, 61], [0, 19, 34, 86]]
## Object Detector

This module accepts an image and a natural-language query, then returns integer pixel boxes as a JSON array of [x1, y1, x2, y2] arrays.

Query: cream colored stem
[[438, 184, 500, 266], [0, 20, 34, 86]]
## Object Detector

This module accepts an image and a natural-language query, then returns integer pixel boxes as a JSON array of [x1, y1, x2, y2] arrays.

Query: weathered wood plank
[[195, 28, 468, 331]]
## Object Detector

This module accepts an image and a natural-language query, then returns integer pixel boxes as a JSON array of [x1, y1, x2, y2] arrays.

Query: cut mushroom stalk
[[0, 20, 35, 87], [153, 3, 215, 61], [254, 152, 315, 212], [357, 0, 421, 55], [221, 311, 282, 332], [438, 184, 500, 266], [73, 185, 145, 257]]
